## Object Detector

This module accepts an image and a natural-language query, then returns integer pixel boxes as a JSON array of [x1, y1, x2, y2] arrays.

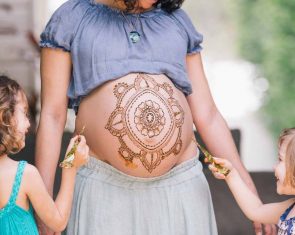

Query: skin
[[209, 137, 295, 224], [274, 138, 295, 195], [104, 74, 185, 173], [0, 93, 89, 232], [35, 0, 272, 234]]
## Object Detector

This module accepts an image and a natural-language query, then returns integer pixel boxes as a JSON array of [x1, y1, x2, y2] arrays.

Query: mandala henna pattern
[[105, 74, 184, 173], [134, 100, 165, 138]]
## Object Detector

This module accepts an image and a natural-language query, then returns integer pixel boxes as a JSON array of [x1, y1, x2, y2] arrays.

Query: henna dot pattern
[[105, 74, 184, 173]]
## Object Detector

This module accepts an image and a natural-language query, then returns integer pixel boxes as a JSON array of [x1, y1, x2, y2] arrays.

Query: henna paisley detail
[[105, 74, 184, 173]]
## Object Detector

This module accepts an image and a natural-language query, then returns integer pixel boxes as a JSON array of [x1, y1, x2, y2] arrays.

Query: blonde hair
[[0, 75, 27, 155], [279, 128, 295, 187]]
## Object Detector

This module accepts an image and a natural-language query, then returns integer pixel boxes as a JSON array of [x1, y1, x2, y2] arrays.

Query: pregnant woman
[[36, 0, 260, 234]]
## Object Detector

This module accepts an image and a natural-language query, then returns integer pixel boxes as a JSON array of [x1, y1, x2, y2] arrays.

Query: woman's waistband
[[78, 155, 203, 189]]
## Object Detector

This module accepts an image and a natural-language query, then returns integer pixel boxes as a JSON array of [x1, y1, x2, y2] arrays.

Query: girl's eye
[[26, 112, 31, 120], [23, 108, 30, 118]]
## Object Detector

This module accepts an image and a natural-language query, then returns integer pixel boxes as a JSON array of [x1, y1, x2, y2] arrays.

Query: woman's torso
[[39, 0, 203, 177], [75, 73, 198, 177]]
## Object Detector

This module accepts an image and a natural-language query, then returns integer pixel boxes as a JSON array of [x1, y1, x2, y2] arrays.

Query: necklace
[[121, 11, 141, 43]]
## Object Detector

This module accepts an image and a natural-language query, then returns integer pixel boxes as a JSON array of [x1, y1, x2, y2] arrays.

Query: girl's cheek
[[276, 164, 285, 179], [274, 162, 281, 173], [273, 163, 278, 171]]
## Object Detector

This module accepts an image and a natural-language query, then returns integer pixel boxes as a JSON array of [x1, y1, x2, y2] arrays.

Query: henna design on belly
[[105, 74, 184, 173], [134, 100, 165, 138]]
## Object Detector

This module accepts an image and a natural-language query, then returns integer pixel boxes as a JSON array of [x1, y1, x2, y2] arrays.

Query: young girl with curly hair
[[0, 75, 89, 234]]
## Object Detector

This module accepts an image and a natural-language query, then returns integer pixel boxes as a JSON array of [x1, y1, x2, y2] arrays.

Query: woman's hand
[[65, 135, 89, 169]]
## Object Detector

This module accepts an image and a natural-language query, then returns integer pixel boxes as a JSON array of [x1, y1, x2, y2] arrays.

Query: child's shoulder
[[5, 160, 40, 182], [22, 162, 40, 178], [0, 158, 25, 174], [21, 162, 43, 193], [6, 159, 37, 175]]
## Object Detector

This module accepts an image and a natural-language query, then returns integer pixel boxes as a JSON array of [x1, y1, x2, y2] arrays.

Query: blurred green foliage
[[233, 0, 295, 135]]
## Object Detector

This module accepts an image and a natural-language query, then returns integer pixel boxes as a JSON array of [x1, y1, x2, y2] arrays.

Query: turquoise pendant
[[129, 31, 140, 43]]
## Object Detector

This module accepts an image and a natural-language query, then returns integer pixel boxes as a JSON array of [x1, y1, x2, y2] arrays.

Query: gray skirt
[[66, 156, 218, 235]]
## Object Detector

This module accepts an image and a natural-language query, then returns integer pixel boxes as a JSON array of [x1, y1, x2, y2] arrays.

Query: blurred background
[[0, 0, 294, 234]]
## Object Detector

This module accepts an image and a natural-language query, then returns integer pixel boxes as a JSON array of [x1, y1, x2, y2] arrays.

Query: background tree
[[233, 0, 295, 135]]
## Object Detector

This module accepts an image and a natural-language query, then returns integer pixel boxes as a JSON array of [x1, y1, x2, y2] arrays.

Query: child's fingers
[[68, 136, 78, 146], [212, 157, 232, 170], [78, 135, 86, 142], [65, 138, 76, 153], [76, 141, 89, 164], [77, 139, 88, 154], [213, 172, 226, 180], [77, 135, 86, 147], [85, 145, 89, 156], [73, 148, 89, 167], [208, 164, 218, 172], [208, 164, 228, 180], [85, 146, 90, 162], [82, 145, 89, 160], [212, 157, 226, 165], [66, 135, 81, 150], [209, 165, 226, 179]]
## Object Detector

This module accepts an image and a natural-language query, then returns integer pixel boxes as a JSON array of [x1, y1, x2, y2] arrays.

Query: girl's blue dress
[[0, 161, 38, 235]]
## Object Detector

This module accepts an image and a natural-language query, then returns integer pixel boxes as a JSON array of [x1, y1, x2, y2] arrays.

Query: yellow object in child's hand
[[59, 126, 85, 169], [193, 138, 231, 176]]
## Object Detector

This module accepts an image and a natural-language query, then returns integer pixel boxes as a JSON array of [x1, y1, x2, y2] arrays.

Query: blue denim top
[[39, 0, 203, 112]]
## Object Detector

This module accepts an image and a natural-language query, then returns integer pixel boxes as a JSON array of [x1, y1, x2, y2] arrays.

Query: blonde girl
[[210, 128, 295, 235], [0, 75, 89, 235]]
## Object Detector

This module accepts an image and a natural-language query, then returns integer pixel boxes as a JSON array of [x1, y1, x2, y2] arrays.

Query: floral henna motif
[[105, 74, 184, 173], [134, 100, 165, 138]]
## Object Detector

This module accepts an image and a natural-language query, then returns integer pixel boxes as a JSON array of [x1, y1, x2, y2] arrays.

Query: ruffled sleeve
[[171, 9, 203, 54], [39, 0, 89, 52]]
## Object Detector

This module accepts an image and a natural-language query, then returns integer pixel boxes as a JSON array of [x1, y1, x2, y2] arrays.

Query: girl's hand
[[208, 157, 234, 179], [65, 135, 89, 169]]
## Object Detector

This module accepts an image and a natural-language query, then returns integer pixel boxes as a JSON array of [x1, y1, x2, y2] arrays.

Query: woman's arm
[[186, 53, 258, 194], [186, 53, 279, 234], [26, 136, 89, 232], [35, 48, 72, 195]]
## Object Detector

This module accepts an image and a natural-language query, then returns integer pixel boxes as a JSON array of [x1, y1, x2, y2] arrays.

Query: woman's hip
[[66, 156, 218, 235]]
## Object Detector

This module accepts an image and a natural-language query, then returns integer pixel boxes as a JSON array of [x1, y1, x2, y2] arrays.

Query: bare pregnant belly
[[75, 73, 198, 177]]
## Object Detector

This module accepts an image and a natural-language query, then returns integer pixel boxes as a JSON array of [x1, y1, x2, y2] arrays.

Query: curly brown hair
[[279, 128, 295, 187], [0, 75, 27, 156], [122, 0, 185, 13]]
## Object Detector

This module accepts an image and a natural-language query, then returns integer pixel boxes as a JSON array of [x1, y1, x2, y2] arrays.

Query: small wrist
[[62, 166, 77, 173]]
